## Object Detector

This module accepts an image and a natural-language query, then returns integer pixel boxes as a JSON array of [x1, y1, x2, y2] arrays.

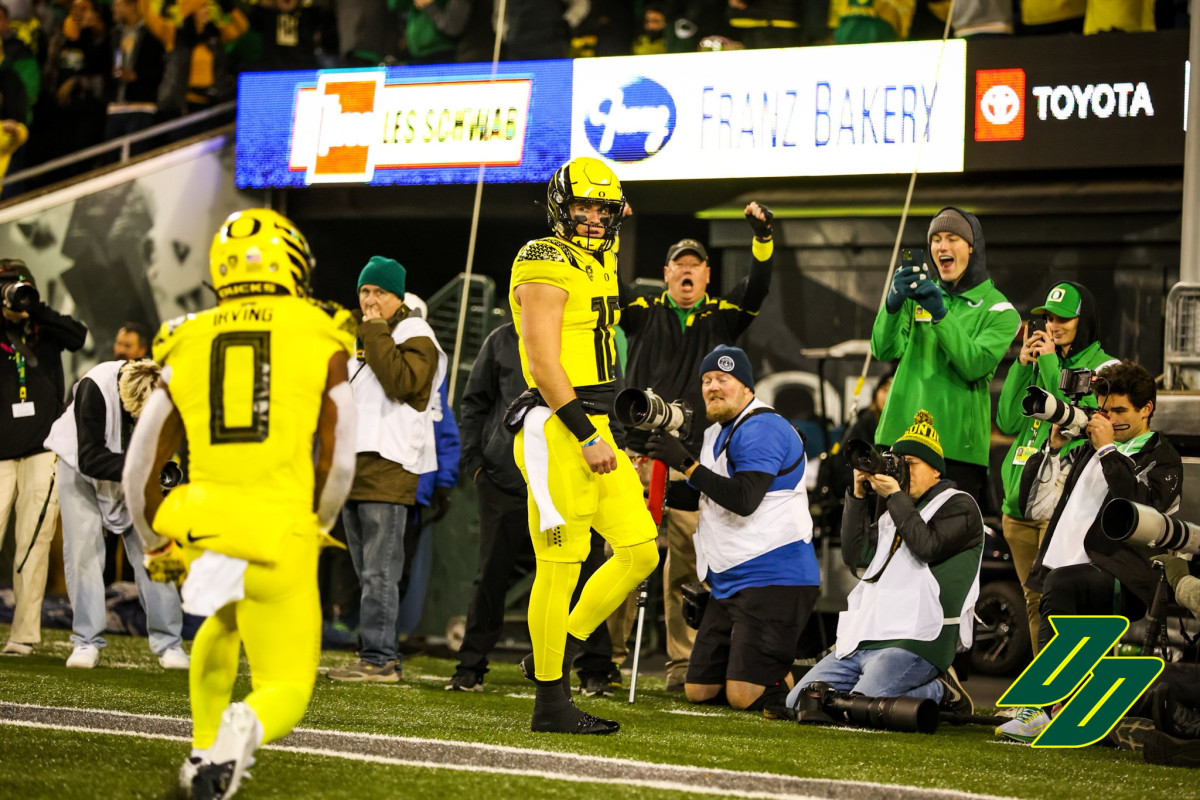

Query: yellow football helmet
[[546, 157, 625, 253], [210, 209, 314, 301]]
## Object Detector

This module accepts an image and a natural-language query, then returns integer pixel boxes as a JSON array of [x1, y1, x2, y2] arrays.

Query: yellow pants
[[515, 412, 658, 681], [187, 530, 321, 748]]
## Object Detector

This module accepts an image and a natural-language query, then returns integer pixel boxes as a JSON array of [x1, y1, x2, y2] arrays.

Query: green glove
[[1151, 554, 1190, 590]]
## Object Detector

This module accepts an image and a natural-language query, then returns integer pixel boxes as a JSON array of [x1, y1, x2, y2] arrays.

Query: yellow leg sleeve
[[567, 539, 659, 641], [189, 605, 241, 750], [528, 559, 581, 682]]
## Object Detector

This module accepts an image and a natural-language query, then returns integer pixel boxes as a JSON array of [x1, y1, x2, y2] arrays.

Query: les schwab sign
[[234, 62, 572, 188], [570, 41, 967, 180]]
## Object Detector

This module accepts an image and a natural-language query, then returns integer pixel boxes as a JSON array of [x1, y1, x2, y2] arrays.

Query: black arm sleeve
[[840, 491, 879, 568], [687, 466, 773, 517], [1099, 446, 1182, 513], [885, 491, 982, 564], [721, 247, 773, 339], [616, 279, 647, 336], [75, 378, 124, 482], [31, 305, 88, 352], [457, 333, 498, 481]]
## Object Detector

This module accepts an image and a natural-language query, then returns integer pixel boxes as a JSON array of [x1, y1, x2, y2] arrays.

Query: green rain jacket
[[995, 282, 1118, 518], [871, 207, 1021, 467]]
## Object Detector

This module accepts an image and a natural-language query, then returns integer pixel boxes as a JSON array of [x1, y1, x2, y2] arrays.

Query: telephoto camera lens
[[1101, 499, 1200, 556], [1020, 386, 1092, 439], [825, 693, 940, 735], [1, 280, 37, 313], [614, 387, 692, 437]]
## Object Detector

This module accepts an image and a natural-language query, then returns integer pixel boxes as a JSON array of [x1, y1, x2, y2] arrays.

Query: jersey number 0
[[209, 331, 271, 444]]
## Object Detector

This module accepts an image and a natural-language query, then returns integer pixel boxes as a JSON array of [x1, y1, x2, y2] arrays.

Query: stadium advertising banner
[[235, 60, 573, 188], [569, 41, 967, 180], [965, 30, 1187, 170]]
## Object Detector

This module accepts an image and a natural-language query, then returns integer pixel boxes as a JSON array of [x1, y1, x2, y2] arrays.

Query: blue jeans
[[59, 462, 183, 654], [785, 647, 944, 708], [342, 501, 407, 666]]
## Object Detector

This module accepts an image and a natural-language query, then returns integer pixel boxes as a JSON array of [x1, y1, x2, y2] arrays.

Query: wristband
[[1096, 444, 1118, 459], [555, 398, 598, 442], [582, 436, 601, 448]]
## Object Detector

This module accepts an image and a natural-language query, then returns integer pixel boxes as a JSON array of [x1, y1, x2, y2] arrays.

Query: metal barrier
[[1165, 282, 1200, 389], [424, 274, 505, 405], [1, 101, 236, 189]]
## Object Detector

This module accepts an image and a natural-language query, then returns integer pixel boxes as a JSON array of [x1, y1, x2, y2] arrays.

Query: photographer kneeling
[[646, 345, 819, 711], [784, 410, 983, 713]]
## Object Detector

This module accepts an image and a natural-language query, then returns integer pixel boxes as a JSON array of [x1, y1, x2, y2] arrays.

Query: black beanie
[[699, 345, 754, 390]]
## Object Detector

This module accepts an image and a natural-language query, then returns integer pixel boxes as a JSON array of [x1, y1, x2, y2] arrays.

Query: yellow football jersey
[[509, 236, 620, 390], [152, 295, 355, 526]]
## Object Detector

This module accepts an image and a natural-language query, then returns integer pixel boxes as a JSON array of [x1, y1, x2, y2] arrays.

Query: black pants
[[455, 473, 613, 680], [1038, 563, 1147, 651]]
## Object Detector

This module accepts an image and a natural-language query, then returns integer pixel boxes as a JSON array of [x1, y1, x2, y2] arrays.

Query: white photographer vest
[[835, 488, 982, 658], [694, 398, 813, 580], [44, 360, 130, 531], [351, 315, 447, 475]]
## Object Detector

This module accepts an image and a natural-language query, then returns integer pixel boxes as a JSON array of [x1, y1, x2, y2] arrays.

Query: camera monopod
[[629, 458, 668, 704]]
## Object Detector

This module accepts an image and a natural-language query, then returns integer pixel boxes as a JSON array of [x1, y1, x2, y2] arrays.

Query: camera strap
[[718, 407, 804, 477], [859, 532, 904, 584]]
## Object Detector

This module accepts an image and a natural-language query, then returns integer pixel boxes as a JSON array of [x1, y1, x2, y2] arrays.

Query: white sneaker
[[995, 707, 1052, 744], [159, 646, 190, 670], [2, 640, 33, 656], [66, 644, 101, 669], [191, 703, 261, 800]]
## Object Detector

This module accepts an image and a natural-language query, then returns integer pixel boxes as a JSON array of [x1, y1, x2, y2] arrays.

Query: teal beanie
[[357, 256, 406, 298]]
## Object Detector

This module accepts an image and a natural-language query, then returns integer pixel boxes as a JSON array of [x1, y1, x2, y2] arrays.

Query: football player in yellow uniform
[[510, 157, 659, 734], [122, 209, 357, 799]]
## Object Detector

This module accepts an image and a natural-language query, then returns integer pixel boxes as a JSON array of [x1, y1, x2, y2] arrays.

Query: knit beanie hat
[[699, 345, 754, 391], [890, 409, 945, 474], [357, 256, 406, 298], [927, 209, 974, 247]]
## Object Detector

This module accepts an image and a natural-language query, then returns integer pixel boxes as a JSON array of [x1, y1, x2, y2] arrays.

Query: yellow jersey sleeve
[[512, 239, 574, 292], [152, 313, 200, 365]]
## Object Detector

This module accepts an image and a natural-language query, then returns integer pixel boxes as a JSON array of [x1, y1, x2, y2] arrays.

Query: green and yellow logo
[[998, 616, 1163, 748]]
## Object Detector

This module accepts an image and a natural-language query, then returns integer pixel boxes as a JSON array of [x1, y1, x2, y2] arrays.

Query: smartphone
[[900, 248, 925, 272], [1027, 317, 1047, 337]]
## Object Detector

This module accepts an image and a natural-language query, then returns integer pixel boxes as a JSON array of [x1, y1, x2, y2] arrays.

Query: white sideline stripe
[[0, 702, 1021, 800]]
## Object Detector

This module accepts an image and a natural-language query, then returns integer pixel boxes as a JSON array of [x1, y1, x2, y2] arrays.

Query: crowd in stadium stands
[[0, 0, 1187, 193]]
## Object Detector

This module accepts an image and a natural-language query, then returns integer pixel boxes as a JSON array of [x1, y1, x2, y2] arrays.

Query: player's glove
[[428, 485, 452, 523], [745, 203, 773, 241], [886, 265, 920, 313], [646, 431, 693, 473], [144, 540, 188, 587], [910, 274, 946, 322], [1151, 554, 1191, 591]]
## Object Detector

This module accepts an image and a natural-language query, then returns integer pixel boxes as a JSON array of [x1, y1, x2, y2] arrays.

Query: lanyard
[[14, 349, 26, 403]]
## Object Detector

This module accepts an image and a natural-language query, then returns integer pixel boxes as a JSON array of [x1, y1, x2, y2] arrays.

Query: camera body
[[614, 387, 693, 441], [842, 439, 910, 493], [0, 277, 38, 314], [1020, 367, 1098, 440]]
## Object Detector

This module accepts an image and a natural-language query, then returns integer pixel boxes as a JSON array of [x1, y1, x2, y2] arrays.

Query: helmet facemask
[[546, 158, 625, 253]]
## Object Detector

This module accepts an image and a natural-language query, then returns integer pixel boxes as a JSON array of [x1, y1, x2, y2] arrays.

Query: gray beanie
[[927, 209, 974, 247]]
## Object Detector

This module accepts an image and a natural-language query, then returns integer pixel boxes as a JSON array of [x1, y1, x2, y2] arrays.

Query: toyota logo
[[980, 84, 1021, 126]]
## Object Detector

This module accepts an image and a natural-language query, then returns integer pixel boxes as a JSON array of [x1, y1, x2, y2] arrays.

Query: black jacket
[[1027, 432, 1182, 606], [1, 303, 89, 461], [619, 246, 772, 457], [74, 374, 134, 483], [458, 323, 527, 496], [842, 480, 983, 570]]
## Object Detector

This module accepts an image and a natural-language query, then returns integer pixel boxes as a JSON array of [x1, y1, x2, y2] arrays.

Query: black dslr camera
[[1020, 367, 1096, 440], [0, 260, 38, 314], [160, 461, 184, 494], [614, 387, 693, 440], [842, 439, 910, 493], [780, 681, 940, 734]]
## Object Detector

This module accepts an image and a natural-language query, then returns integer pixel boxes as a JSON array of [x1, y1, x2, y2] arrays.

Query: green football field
[[0, 624, 1193, 800]]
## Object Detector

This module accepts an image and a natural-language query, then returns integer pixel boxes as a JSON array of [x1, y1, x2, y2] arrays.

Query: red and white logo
[[976, 68, 1026, 142], [299, 72, 385, 184]]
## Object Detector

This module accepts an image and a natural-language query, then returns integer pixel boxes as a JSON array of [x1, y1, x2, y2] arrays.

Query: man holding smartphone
[[995, 282, 1117, 655]]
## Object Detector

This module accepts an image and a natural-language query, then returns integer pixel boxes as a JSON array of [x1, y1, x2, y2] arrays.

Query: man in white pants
[[45, 358, 186, 669]]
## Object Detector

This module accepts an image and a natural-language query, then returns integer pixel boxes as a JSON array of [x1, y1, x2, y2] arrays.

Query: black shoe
[[1145, 730, 1200, 768], [665, 682, 685, 693], [445, 670, 484, 692], [580, 674, 614, 698], [1150, 683, 1200, 740], [1103, 717, 1155, 751], [531, 681, 619, 734], [937, 666, 973, 716]]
